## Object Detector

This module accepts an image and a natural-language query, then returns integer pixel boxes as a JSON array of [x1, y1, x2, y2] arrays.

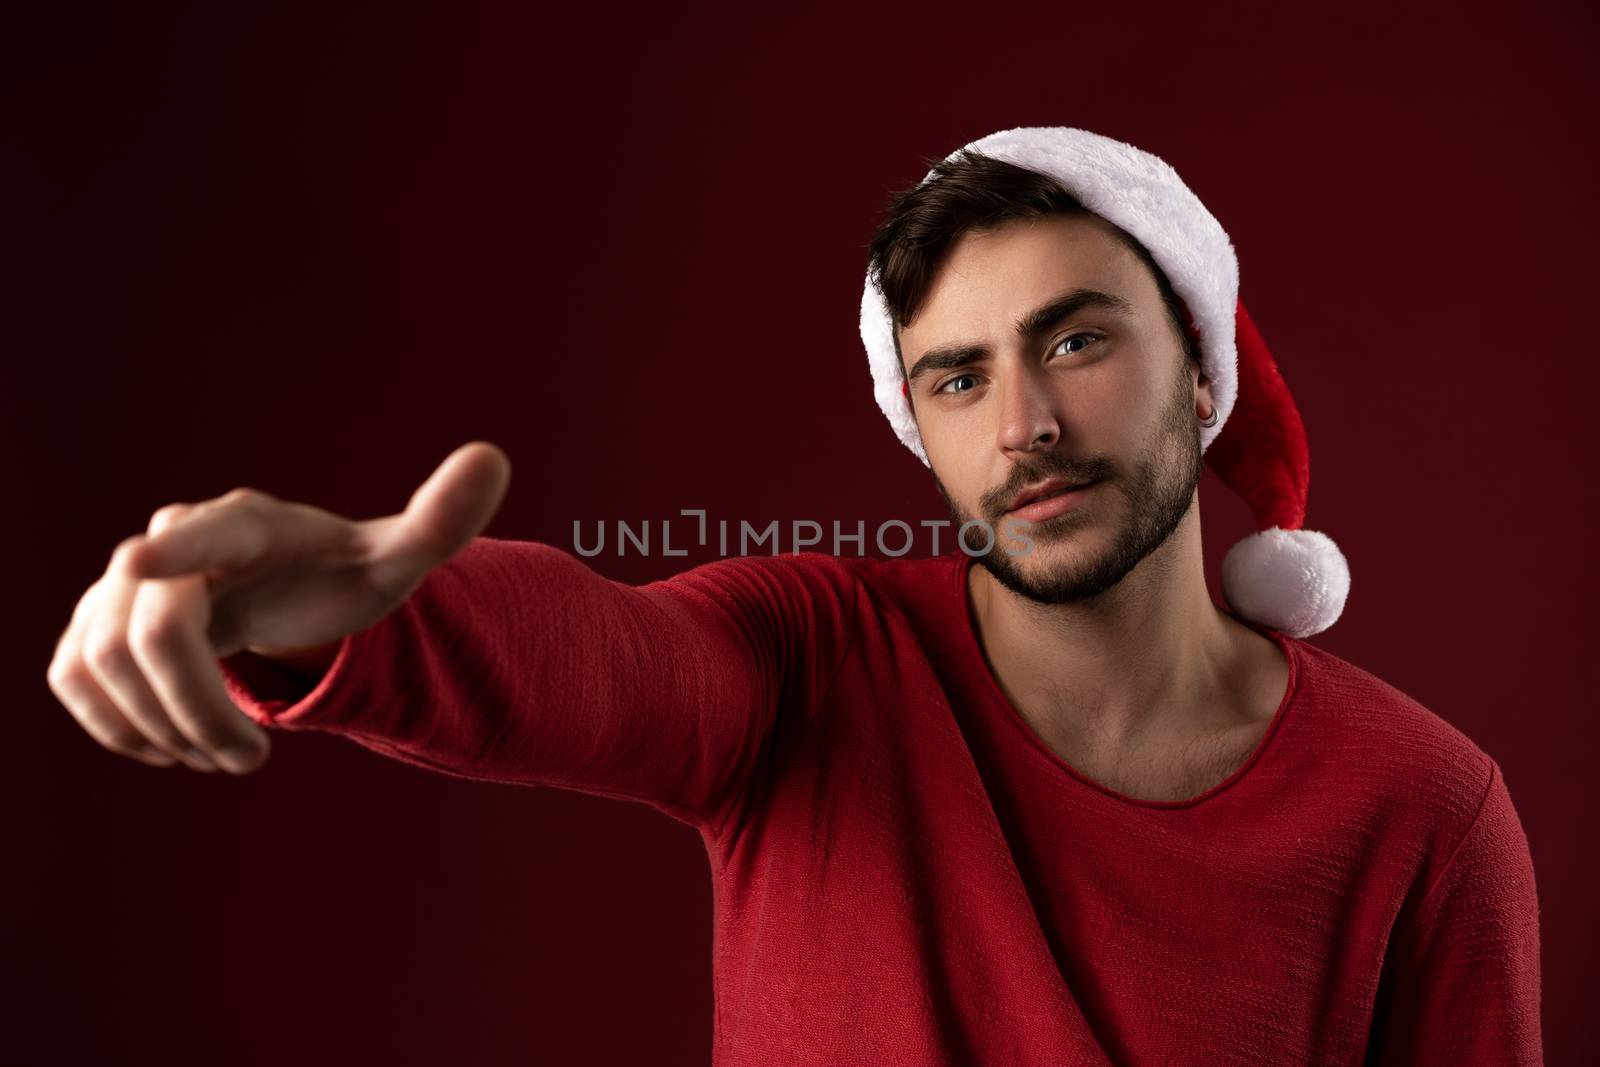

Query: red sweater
[[219, 537, 1543, 1065]]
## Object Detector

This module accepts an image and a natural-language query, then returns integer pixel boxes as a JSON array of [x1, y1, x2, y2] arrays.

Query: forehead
[[898, 213, 1153, 360]]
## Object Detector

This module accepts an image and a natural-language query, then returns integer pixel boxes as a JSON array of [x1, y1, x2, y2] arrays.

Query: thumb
[[371, 441, 512, 585]]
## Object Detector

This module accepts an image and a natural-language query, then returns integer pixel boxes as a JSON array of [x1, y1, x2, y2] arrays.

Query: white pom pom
[[1221, 527, 1350, 638]]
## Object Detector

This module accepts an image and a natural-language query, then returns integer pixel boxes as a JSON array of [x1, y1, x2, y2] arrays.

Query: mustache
[[981, 454, 1112, 517]]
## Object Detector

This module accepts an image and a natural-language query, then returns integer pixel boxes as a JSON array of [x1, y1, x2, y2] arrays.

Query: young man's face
[[896, 212, 1212, 604]]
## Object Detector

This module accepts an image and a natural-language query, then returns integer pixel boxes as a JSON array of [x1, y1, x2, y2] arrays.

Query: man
[[47, 127, 1541, 1064]]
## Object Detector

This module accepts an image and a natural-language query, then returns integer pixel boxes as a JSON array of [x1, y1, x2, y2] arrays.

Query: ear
[[1192, 360, 1216, 416]]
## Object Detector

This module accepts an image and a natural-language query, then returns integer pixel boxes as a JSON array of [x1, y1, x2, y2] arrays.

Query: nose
[[995, 363, 1061, 457]]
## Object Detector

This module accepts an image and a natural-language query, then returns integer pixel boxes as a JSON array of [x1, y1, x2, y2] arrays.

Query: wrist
[[244, 639, 343, 683]]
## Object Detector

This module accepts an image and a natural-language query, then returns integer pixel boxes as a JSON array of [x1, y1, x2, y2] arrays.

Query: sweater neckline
[[950, 551, 1301, 812]]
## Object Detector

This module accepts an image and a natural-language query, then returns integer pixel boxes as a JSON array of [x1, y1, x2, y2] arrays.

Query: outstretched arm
[[220, 537, 857, 842]]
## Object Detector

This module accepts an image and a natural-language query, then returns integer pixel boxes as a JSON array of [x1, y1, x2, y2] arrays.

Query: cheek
[[919, 404, 983, 465], [926, 443, 989, 511], [1076, 362, 1161, 433]]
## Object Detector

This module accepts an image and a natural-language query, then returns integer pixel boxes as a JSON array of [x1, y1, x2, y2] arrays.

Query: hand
[[46, 441, 512, 775]]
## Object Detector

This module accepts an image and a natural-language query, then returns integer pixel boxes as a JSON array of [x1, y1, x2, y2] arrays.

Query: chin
[[981, 526, 1128, 605]]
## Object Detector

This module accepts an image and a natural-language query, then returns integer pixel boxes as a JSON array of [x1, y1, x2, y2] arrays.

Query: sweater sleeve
[[1366, 759, 1543, 1065], [215, 536, 857, 841]]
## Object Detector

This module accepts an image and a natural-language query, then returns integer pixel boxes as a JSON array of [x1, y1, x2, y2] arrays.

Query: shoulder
[[1277, 640, 1541, 929], [658, 550, 960, 608], [1282, 638, 1498, 845], [645, 551, 970, 653], [848, 550, 966, 610]]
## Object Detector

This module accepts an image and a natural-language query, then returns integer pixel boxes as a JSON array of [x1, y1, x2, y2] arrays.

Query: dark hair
[[864, 148, 1201, 375]]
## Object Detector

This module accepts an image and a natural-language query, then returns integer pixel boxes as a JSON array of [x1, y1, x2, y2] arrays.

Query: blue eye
[[1053, 332, 1101, 357]]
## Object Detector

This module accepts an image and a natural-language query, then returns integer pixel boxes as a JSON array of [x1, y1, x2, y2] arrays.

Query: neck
[[966, 502, 1267, 745]]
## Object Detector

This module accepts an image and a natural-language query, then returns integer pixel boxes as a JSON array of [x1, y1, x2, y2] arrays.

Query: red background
[[7, 1, 1595, 1062]]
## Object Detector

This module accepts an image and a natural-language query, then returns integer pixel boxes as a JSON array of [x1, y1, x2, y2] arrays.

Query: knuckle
[[46, 657, 84, 698], [222, 486, 272, 507], [109, 535, 145, 571], [222, 489, 284, 537], [82, 634, 130, 676], [70, 579, 104, 624], [127, 609, 185, 656], [147, 502, 193, 535]]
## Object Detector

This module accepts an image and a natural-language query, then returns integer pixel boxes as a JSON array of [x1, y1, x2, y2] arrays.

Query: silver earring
[[1198, 406, 1219, 428]]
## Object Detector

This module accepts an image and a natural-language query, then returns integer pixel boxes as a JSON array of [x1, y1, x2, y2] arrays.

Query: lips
[[1006, 477, 1098, 513]]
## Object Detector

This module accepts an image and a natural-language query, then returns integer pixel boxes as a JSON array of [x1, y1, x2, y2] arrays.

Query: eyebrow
[[905, 288, 1135, 385]]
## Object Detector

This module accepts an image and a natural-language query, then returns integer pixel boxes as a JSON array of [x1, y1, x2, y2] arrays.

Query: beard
[[932, 360, 1205, 606]]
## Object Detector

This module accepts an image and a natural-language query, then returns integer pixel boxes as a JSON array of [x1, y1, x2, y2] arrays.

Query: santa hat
[[858, 126, 1351, 639]]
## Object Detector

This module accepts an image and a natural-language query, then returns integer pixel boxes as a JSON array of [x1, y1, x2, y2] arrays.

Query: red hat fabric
[[858, 126, 1350, 637]]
